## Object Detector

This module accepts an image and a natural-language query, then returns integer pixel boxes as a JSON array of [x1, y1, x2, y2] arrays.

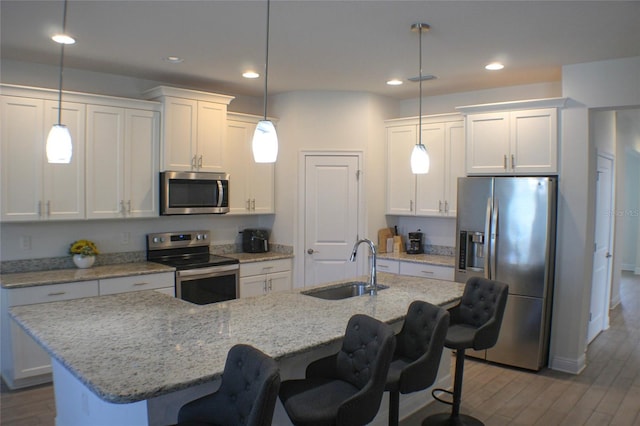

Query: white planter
[[72, 254, 95, 269]]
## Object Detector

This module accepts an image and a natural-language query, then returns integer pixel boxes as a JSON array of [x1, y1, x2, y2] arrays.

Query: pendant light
[[410, 23, 430, 174], [47, 0, 74, 164], [252, 0, 278, 163]]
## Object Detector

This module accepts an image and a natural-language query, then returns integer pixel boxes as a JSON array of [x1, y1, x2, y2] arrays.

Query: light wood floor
[[1, 272, 639, 426]]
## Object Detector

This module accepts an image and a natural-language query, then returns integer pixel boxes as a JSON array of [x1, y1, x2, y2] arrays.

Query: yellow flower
[[69, 239, 99, 256]]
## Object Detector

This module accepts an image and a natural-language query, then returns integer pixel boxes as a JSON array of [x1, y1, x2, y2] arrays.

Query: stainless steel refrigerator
[[455, 176, 557, 371]]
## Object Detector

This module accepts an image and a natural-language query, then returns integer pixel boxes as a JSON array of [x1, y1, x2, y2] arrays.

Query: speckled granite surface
[[378, 252, 455, 267], [10, 272, 463, 404], [1, 262, 175, 289]]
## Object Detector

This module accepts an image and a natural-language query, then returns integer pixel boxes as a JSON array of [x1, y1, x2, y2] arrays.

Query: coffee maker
[[407, 231, 424, 254]]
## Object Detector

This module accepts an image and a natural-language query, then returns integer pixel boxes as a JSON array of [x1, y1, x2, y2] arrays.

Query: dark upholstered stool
[[177, 344, 280, 426], [385, 301, 449, 426], [424, 277, 508, 426], [279, 314, 396, 426]]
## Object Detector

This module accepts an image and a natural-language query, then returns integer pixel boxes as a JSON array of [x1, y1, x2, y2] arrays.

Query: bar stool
[[424, 277, 509, 426], [177, 344, 280, 426], [279, 314, 396, 426], [385, 300, 449, 426]]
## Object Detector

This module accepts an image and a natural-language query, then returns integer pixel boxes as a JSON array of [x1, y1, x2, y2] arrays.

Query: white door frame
[[588, 150, 615, 342], [295, 150, 365, 288]]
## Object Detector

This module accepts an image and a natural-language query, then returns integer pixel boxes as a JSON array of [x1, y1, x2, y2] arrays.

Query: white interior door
[[304, 155, 360, 287], [588, 154, 614, 343]]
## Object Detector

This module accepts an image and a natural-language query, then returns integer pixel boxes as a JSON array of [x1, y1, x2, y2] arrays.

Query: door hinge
[[356, 170, 361, 180]]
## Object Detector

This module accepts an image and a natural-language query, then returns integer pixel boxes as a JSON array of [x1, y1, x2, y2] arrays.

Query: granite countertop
[[10, 272, 463, 404], [0, 262, 176, 289], [377, 252, 455, 267]]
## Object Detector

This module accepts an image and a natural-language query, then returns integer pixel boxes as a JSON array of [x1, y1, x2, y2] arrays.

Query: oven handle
[[176, 264, 239, 278]]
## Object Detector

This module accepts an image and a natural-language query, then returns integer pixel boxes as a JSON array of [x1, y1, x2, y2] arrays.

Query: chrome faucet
[[349, 238, 378, 295]]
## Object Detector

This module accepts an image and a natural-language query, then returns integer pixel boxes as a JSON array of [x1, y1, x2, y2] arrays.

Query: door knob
[[606, 252, 612, 258], [307, 249, 316, 254]]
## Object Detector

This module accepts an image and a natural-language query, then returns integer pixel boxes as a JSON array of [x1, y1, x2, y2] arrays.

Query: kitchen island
[[10, 272, 463, 425]]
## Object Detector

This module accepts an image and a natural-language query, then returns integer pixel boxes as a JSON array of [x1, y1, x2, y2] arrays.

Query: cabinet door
[[386, 125, 417, 215], [86, 105, 125, 218], [43, 100, 86, 220], [1, 96, 44, 221], [415, 124, 445, 216], [251, 160, 275, 214], [465, 112, 510, 175], [510, 108, 557, 174], [196, 100, 226, 172], [267, 271, 291, 293], [239, 275, 267, 298], [163, 97, 197, 171], [445, 121, 465, 217], [124, 109, 159, 217], [226, 120, 253, 214]]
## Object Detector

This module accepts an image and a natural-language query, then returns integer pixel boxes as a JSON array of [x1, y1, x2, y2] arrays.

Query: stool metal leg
[[388, 390, 400, 426], [422, 349, 483, 426]]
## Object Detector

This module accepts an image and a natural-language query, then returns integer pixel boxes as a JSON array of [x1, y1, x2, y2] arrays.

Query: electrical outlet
[[20, 236, 31, 251], [120, 232, 130, 245]]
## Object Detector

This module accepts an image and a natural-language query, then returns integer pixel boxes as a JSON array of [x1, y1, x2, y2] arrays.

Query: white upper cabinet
[[1, 94, 85, 222], [144, 86, 234, 172], [226, 113, 275, 215], [386, 114, 464, 217], [458, 98, 567, 175], [86, 105, 159, 219]]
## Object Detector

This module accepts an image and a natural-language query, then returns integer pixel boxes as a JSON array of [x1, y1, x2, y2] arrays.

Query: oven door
[[175, 265, 239, 305]]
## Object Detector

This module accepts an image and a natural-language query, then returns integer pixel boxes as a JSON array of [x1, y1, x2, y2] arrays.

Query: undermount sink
[[302, 281, 389, 300]]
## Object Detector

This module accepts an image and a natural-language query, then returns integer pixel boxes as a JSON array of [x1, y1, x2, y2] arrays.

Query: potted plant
[[69, 239, 99, 269]]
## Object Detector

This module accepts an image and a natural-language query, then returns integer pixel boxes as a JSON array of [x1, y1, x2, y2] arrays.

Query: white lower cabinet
[[399, 262, 454, 281], [239, 259, 292, 298], [98, 272, 174, 295], [377, 258, 454, 281], [1, 281, 99, 389]]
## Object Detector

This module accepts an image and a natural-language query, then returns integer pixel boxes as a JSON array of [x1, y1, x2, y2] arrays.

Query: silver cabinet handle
[[439, 200, 443, 212], [511, 154, 515, 169], [263, 279, 268, 293], [119, 200, 125, 215], [127, 200, 132, 214], [410, 200, 414, 212], [198, 155, 203, 168], [503, 155, 508, 170], [37, 201, 42, 217], [421, 270, 434, 275], [251, 199, 256, 211], [133, 282, 149, 287], [444, 200, 449, 213], [46, 200, 51, 217], [48, 291, 66, 296], [378, 264, 389, 269], [268, 278, 273, 291], [191, 155, 197, 169], [246, 199, 251, 210]]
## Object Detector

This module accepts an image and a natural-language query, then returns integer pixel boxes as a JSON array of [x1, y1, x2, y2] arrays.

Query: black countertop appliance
[[242, 228, 270, 253], [407, 231, 424, 254]]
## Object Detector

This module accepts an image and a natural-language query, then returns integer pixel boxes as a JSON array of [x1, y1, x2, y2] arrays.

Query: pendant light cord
[[262, 0, 271, 121], [418, 23, 423, 146], [56, 0, 69, 126]]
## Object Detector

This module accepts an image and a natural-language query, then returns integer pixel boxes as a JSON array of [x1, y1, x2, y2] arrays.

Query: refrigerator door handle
[[484, 197, 492, 279], [490, 199, 499, 280]]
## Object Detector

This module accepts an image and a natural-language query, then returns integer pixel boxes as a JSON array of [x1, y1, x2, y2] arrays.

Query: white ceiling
[[2, 1, 639, 100]]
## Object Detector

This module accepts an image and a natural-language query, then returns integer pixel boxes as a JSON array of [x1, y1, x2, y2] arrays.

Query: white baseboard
[[549, 353, 586, 375]]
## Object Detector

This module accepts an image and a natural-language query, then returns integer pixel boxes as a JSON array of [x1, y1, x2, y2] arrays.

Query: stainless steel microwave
[[160, 171, 229, 215]]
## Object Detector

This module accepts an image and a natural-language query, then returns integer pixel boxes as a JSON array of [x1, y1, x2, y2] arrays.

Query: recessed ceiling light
[[243, 71, 260, 79], [51, 34, 75, 45], [386, 79, 403, 86], [485, 62, 504, 71], [163, 56, 184, 64]]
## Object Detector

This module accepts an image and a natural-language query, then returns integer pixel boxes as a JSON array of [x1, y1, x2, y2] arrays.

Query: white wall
[[550, 56, 640, 374]]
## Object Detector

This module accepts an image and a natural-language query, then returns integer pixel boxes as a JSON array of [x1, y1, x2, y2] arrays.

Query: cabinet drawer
[[399, 262, 454, 281], [99, 272, 175, 295], [377, 259, 400, 274], [7, 281, 99, 306], [240, 259, 292, 277]]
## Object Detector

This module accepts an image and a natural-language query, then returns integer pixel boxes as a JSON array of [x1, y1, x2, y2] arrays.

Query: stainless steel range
[[147, 230, 239, 305]]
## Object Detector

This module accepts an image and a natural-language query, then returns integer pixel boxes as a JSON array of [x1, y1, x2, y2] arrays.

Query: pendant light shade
[[252, 0, 278, 163], [47, 0, 73, 164], [252, 120, 279, 163], [411, 143, 430, 174], [46, 124, 73, 164], [410, 22, 430, 175]]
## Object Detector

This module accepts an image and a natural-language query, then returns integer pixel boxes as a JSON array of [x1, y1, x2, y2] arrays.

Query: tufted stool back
[[448, 276, 509, 351], [177, 344, 280, 426]]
